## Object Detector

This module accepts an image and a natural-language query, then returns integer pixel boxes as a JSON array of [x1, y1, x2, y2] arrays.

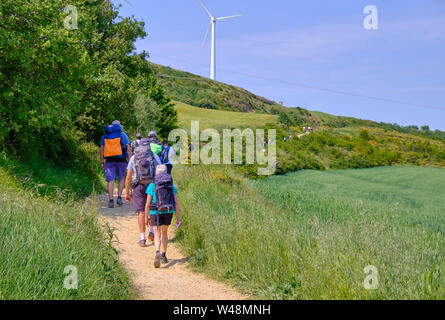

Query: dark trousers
[[166, 164, 173, 175]]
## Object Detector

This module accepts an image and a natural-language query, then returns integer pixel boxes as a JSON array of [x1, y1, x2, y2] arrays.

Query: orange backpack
[[104, 124, 124, 158]]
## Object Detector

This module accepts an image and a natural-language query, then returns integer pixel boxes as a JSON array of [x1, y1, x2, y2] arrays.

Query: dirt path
[[98, 193, 247, 300], [297, 132, 311, 138]]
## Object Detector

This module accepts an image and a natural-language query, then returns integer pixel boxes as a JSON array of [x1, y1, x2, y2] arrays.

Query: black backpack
[[132, 138, 157, 189], [152, 173, 175, 215]]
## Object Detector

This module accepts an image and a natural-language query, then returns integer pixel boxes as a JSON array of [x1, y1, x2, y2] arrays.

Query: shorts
[[150, 213, 174, 227], [133, 184, 148, 213], [105, 161, 127, 182]]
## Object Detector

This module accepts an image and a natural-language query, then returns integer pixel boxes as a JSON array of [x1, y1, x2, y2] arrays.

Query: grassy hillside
[[175, 164, 445, 299], [150, 63, 283, 113], [175, 101, 277, 130], [0, 154, 132, 299], [172, 100, 444, 178]]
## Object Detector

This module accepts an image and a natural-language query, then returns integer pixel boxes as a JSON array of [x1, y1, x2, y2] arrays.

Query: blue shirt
[[146, 182, 178, 215], [100, 132, 130, 159]]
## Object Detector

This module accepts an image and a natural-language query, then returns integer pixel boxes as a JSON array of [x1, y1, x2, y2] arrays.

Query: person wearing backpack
[[100, 120, 131, 208], [131, 133, 142, 153], [145, 164, 182, 268], [148, 130, 163, 155], [125, 138, 160, 247], [160, 140, 175, 175]]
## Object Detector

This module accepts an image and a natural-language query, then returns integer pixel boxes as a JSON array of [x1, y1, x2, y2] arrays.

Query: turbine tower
[[198, 0, 242, 80]]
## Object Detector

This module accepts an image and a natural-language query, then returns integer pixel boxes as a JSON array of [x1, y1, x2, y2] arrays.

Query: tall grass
[[174, 165, 445, 299], [0, 156, 131, 299]]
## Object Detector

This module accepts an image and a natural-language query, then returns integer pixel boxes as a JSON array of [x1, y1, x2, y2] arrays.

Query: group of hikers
[[303, 126, 313, 134], [100, 120, 181, 268]]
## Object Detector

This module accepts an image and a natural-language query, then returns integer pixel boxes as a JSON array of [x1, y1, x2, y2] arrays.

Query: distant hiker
[[131, 133, 142, 153], [289, 135, 292, 141], [145, 165, 182, 268], [148, 130, 160, 144], [125, 137, 160, 247], [148, 130, 163, 156], [283, 137, 287, 143], [100, 120, 131, 208], [189, 142, 196, 153], [303, 127, 306, 133], [160, 140, 175, 175]]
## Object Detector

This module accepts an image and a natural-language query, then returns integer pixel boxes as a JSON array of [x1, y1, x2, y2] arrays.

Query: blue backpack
[[103, 124, 126, 159], [160, 146, 170, 164]]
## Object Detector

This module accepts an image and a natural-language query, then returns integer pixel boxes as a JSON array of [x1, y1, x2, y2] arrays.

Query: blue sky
[[116, 0, 445, 130]]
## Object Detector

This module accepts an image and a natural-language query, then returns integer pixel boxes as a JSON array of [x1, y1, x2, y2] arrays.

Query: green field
[[175, 165, 445, 299], [175, 101, 277, 130]]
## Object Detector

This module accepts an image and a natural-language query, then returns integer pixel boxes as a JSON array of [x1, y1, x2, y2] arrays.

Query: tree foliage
[[0, 0, 177, 167]]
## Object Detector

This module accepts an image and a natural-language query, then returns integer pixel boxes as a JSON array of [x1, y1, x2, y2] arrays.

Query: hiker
[[125, 135, 163, 247], [148, 131, 163, 159], [303, 127, 306, 133], [148, 130, 160, 144], [160, 140, 175, 175], [131, 133, 142, 153], [145, 164, 182, 268], [100, 120, 131, 208], [283, 137, 287, 143]]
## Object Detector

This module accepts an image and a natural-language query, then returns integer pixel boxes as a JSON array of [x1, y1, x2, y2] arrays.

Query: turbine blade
[[197, 0, 212, 18], [202, 22, 212, 47], [216, 14, 242, 21]]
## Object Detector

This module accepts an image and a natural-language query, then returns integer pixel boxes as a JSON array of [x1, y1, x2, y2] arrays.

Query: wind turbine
[[198, 0, 242, 80]]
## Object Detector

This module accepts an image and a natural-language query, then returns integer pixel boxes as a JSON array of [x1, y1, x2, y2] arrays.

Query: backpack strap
[[163, 146, 170, 164], [120, 132, 127, 158], [154, 181, 160, 222]]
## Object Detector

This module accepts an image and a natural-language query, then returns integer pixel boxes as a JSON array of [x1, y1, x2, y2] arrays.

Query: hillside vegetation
[[175, 101, 277, 130], [172, 100, 444, 178], [150, 63, 282, 113], [175, 164, 445, 299]]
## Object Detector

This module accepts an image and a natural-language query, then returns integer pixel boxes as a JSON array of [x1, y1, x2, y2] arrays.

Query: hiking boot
[[108, 199, 114, 208], [161, 253, 168, 264], [148, 232, 154, 241], [138, 239, 147, 247], [154, 252, 161, 268], [116, 196, 123, 206]]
